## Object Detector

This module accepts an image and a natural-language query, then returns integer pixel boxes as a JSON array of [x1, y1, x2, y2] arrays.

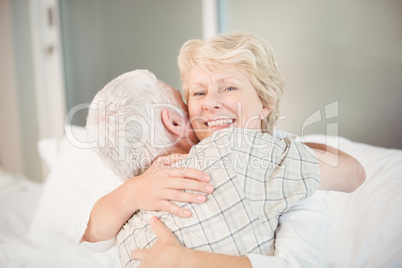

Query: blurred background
[[1, 0, 401, 182]]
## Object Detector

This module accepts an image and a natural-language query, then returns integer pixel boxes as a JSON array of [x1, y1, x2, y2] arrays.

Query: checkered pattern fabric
[[116, 129, 320, 267]]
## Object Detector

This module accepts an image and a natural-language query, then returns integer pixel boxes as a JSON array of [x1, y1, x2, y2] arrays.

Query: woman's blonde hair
[[178, 31, 284, 134]]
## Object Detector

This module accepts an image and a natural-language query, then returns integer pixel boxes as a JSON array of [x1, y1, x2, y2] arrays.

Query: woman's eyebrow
[[220, 77, 242, 84], [188, 83, 204, 92]]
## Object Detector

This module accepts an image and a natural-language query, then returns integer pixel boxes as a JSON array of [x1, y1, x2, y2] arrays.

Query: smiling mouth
[[205, 119, 235, 127]]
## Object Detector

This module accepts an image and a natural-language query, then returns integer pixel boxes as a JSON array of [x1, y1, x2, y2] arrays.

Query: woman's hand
[[82, 153, 212, 243], [128, 153, 213, 217], [131, 216, 184, 268], [131, 217, 252, 268]]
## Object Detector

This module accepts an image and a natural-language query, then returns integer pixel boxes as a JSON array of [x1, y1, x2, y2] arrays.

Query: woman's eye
[[225, 87, 236, 91], [192, 92, 205, 96]]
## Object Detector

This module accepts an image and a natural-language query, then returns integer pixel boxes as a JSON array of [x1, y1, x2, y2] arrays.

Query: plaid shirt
[[116, 128, 320, 267]]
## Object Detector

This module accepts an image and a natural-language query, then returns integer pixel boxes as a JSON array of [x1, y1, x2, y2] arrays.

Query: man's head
[[86, 70, 198, 180]]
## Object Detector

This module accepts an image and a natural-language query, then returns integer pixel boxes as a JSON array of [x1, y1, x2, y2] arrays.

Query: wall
[[60, 0, 203, 126], [0, 0, 23, 175], [220, 0, 402, 149], [0, 0, 43, 181]]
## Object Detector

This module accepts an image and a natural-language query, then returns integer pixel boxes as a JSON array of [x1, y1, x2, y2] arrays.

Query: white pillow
[[29, 125, 120, 239], [37, 138, 61, 171], [304, 135, 402, 268]]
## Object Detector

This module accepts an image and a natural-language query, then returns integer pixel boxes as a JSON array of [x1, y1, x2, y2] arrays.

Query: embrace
[[79, 31, 365, 268]]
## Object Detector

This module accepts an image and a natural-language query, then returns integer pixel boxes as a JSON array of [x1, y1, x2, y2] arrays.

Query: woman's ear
[[259, 107, 271, 120], [161, 108, 183, 137]]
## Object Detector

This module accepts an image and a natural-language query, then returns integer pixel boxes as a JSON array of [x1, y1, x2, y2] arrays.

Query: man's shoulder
[[193, 128, 277, 150], [176, 129, 279, 171]]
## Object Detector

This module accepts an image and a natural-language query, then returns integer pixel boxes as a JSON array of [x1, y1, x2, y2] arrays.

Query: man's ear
[[161, 108, 183, 137]]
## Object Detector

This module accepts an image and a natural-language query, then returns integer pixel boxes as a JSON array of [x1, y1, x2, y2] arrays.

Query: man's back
[[116, 129, 319, 267]]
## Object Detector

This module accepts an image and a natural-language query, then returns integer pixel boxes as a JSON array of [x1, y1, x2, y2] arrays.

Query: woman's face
[[187, 65, 270, 141]]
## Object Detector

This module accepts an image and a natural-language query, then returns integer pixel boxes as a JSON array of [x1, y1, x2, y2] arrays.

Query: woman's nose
[[202, 93, 222, 110]]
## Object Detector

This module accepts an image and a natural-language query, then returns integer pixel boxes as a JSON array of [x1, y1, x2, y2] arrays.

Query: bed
[[1, 125, 401, 267]]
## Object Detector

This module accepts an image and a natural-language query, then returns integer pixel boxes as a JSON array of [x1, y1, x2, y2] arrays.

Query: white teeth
[[207, 119, 234, 127]]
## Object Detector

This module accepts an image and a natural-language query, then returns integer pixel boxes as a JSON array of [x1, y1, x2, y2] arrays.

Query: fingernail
[[197, 195, 206, 202], [205, 184, 214, 193], [150, 216, 157, 222], [204, 175, 211, 182], [183, 210, 191, 216]]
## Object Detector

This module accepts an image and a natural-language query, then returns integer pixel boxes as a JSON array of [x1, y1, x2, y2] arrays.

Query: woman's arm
[[305, 143, 366, 192], [131, 191, 330, 268], [82, 154, 213, 243]]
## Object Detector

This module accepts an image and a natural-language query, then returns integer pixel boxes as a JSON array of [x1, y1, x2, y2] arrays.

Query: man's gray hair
[[86, 70, 185, 181]]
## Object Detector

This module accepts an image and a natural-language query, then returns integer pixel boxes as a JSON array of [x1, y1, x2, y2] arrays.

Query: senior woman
[[81, 32, 365, 267]]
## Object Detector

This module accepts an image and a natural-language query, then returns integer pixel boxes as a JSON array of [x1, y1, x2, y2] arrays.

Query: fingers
[[164, 188, 207, 204], [131, 248, 145, 260], [157, 189, 210, 217], [129, 217, 166, 261], [153, 156, 210, 183], [165, 167, 213, 194], [164, 178, 214, 195], [130, 217, 179, 263], [168, 167, 210, 183], [149, 216, 176, 242], [159, 200, 192, 218]]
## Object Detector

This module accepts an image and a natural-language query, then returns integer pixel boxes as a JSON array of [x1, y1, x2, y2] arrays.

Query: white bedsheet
[[0, 170, 120, 268], [0, 127, 401, 267], [0, 171, 42, 242]]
